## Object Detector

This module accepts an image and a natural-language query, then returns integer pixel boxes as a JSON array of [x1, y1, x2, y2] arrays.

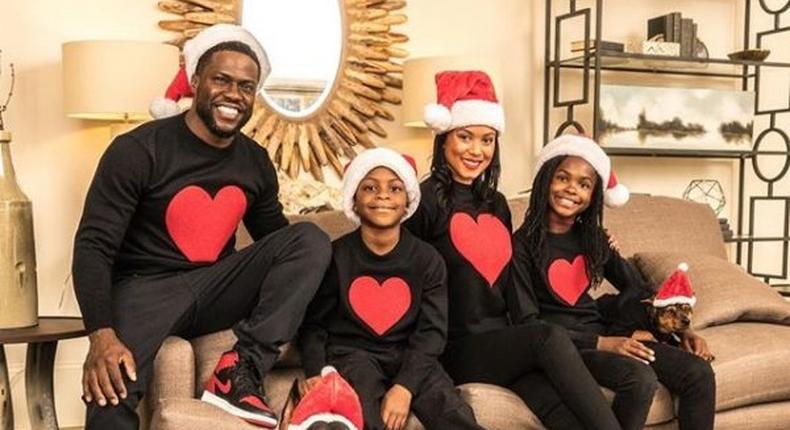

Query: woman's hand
[[631, 330, 657, 343], [598, 336, 655, 365], [681, 331, 715, 361], [381, 384, 412, 430]]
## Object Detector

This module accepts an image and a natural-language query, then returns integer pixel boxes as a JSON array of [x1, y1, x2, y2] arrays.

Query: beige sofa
[[145, 195, 790, 429]]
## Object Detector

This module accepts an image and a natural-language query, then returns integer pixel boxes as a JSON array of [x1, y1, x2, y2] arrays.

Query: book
[[647, 13, 673, 41], [671, 12, 682, 43], [570, 40, 625, 52], [680, 18, 694, 57], [692, 23, 698, 57]]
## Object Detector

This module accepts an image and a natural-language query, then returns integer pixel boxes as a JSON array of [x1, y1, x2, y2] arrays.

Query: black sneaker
[[200, 350, 278, 428]]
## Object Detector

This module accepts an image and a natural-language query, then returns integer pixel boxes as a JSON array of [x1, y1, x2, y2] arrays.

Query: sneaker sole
[[201, 390, 278, 428]]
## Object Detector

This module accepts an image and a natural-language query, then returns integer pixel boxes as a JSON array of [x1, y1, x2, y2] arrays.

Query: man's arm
[[242, 146, 288, 241], [72, 135, 150, 405]]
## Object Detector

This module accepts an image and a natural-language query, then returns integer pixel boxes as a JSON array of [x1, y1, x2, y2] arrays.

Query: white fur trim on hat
[[289, 413, 358, 430], [653, 295, 697, 308], [535, 134, 629, 208], [425, 99, 505, 134], [183, 24, 271, 90], [342, 148, 420, 225]]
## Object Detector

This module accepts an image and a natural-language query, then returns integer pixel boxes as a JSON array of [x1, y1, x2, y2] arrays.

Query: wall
[[0, 1, 786, 428]]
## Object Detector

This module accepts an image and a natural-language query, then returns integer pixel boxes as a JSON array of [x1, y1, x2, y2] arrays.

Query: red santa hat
[[149, 24, 270, 119], [534, 134, 630, 207], [288, 367, 363, 430], [423, 70, 505, 134], [342, 147, 420, 225], [653, 263, 696, 307]]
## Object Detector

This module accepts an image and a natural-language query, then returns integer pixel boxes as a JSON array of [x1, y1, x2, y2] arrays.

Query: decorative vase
[[0, 130, 38, 329]]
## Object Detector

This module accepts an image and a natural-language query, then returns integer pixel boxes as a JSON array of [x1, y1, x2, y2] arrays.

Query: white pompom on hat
[[342, 148, 421, 225], [149, 24, 271, 119], [423, 70, 505, 134], [534, 134, 630, 208]]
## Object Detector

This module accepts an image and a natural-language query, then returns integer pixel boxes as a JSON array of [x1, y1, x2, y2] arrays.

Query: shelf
[[552, 51, 790, 79], [604, 147, 752, 159], [724, 236, 790, 243]]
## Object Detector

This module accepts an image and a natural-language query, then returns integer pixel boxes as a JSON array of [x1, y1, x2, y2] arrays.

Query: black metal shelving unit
[[543, 0, 790, 287]]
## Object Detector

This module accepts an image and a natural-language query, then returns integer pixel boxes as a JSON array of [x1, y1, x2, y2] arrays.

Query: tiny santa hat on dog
[[149, 23, 270, 119], [342, 147, 421, 225], [653, 263, 696, 307], [288, 366, 364, 430], [534, 134, 630, 207], [423, 70, 505, 134]]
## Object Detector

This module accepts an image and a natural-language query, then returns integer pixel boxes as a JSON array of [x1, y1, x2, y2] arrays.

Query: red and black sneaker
[[200, 350, 278, 428]]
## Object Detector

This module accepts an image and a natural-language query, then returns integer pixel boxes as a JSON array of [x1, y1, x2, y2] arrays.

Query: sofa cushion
[[459, 383, 546, 429], [701, 322, 790, 411], [633, 252, 790, 329]]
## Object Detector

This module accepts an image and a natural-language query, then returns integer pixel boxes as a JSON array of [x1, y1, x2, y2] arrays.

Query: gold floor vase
[[0, 130, 38, 329]]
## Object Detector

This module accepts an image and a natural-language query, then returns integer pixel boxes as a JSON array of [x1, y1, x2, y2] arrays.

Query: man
[[72, 24, 331, 429]]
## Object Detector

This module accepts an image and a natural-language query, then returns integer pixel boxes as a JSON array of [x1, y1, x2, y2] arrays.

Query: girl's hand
[[298, 376, 322, 397], [631, 330, 657, 343], [681, 331, 715, 362], [381, 384, 412, 430], [605, 229, 622, 253], [598, 336, 655, 365]]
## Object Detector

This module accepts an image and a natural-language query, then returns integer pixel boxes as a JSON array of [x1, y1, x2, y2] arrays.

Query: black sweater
[[404, 177, 514, 341], [72, 114, 288, 332], [510, 228, 649, 350], [298, 229, 448, 395]]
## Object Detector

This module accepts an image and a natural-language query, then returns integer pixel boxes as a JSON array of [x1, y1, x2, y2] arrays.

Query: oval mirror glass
[[242, 0, 343, 119]]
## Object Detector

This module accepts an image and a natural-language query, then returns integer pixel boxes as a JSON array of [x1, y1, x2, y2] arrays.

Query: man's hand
[[681, 330, 715, 361], [298, 376, 322, 397], [82, 328, 137, 406], [598, 336, 655, 365], [381, 384, 412, 430]]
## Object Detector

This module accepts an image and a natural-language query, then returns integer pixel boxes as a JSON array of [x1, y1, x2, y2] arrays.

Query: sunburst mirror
[[157, 0, 409, 182]]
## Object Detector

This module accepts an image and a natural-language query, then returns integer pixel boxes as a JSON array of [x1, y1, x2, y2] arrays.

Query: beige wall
[[0, 1, 786, 428]]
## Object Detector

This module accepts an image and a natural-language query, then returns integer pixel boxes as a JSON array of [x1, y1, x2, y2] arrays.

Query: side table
[[0, 317, 87, 430]]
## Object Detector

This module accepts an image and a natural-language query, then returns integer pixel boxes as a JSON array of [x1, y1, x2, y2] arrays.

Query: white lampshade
[[402, 56, 503, 128], [62, 41, 179, 121]]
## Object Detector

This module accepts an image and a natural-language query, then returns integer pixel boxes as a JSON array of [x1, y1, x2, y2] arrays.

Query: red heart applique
[[348, 276, 411, 336], [165, 185, 247, 263], [547, 256, 589, 306], [449, 213, 512, 287]]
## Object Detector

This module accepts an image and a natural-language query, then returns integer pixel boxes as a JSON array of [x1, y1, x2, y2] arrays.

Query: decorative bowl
[[727, 49, 771, 62]]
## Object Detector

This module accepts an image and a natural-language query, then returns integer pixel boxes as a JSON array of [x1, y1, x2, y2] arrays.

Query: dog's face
[[652, 303, 694, 334]]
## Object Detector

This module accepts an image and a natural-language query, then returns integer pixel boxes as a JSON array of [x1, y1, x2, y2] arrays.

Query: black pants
[[85, 223, 331, 430], [581, 342, 715, 430], [441, 322, 621, 430], [329, 345, 483, 430]]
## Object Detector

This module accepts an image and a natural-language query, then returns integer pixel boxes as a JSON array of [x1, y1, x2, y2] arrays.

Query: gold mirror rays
[[157, 0, 409, 182]]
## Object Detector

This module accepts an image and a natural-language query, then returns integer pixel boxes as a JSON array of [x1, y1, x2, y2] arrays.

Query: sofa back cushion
[[603, 194, 727, 260], [634, 251, 790, 329]]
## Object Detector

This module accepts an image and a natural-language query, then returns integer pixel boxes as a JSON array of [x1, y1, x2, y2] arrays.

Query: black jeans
[[329, 345, 483, 430], [581, 342, 715, 430], [85, 223, 331, 430], [441, 322, 621, 430]]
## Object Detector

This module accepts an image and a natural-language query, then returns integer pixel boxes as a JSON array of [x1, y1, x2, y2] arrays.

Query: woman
[[403, 70, 620, 430]]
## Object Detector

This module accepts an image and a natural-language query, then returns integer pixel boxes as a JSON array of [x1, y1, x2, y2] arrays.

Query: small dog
[[597, 263, 698, 347]]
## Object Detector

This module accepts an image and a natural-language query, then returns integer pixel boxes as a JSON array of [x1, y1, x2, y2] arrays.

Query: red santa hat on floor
[[423, 70, 505, 134], [653, 263, 697, 307], [288, 367, 363, 430], [342, 147, 420, 225], [149, 24, 270, 119], [534, 134, 630, 207]]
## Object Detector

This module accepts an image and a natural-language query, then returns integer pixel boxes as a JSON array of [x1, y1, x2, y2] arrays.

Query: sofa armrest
[[151, 336, 196, 401]]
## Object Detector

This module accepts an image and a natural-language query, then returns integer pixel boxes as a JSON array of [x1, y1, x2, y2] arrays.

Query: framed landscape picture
[[597, 84, 755, 152]]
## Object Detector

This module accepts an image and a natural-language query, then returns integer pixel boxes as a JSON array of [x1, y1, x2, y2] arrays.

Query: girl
[[298, 148, 484, 430], [511, 133, 716, 430], [404, 70, 620, 430]]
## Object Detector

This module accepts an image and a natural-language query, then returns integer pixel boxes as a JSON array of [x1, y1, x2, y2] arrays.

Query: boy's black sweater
[[298, 228, 448, 395]]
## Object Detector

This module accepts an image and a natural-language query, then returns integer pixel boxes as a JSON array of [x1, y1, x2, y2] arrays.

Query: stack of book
[[647, 12, 699, 57], [570, 40, 625, 54]]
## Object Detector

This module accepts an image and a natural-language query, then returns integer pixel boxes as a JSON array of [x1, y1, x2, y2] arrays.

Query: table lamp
[[62, 41, 179, 135]]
